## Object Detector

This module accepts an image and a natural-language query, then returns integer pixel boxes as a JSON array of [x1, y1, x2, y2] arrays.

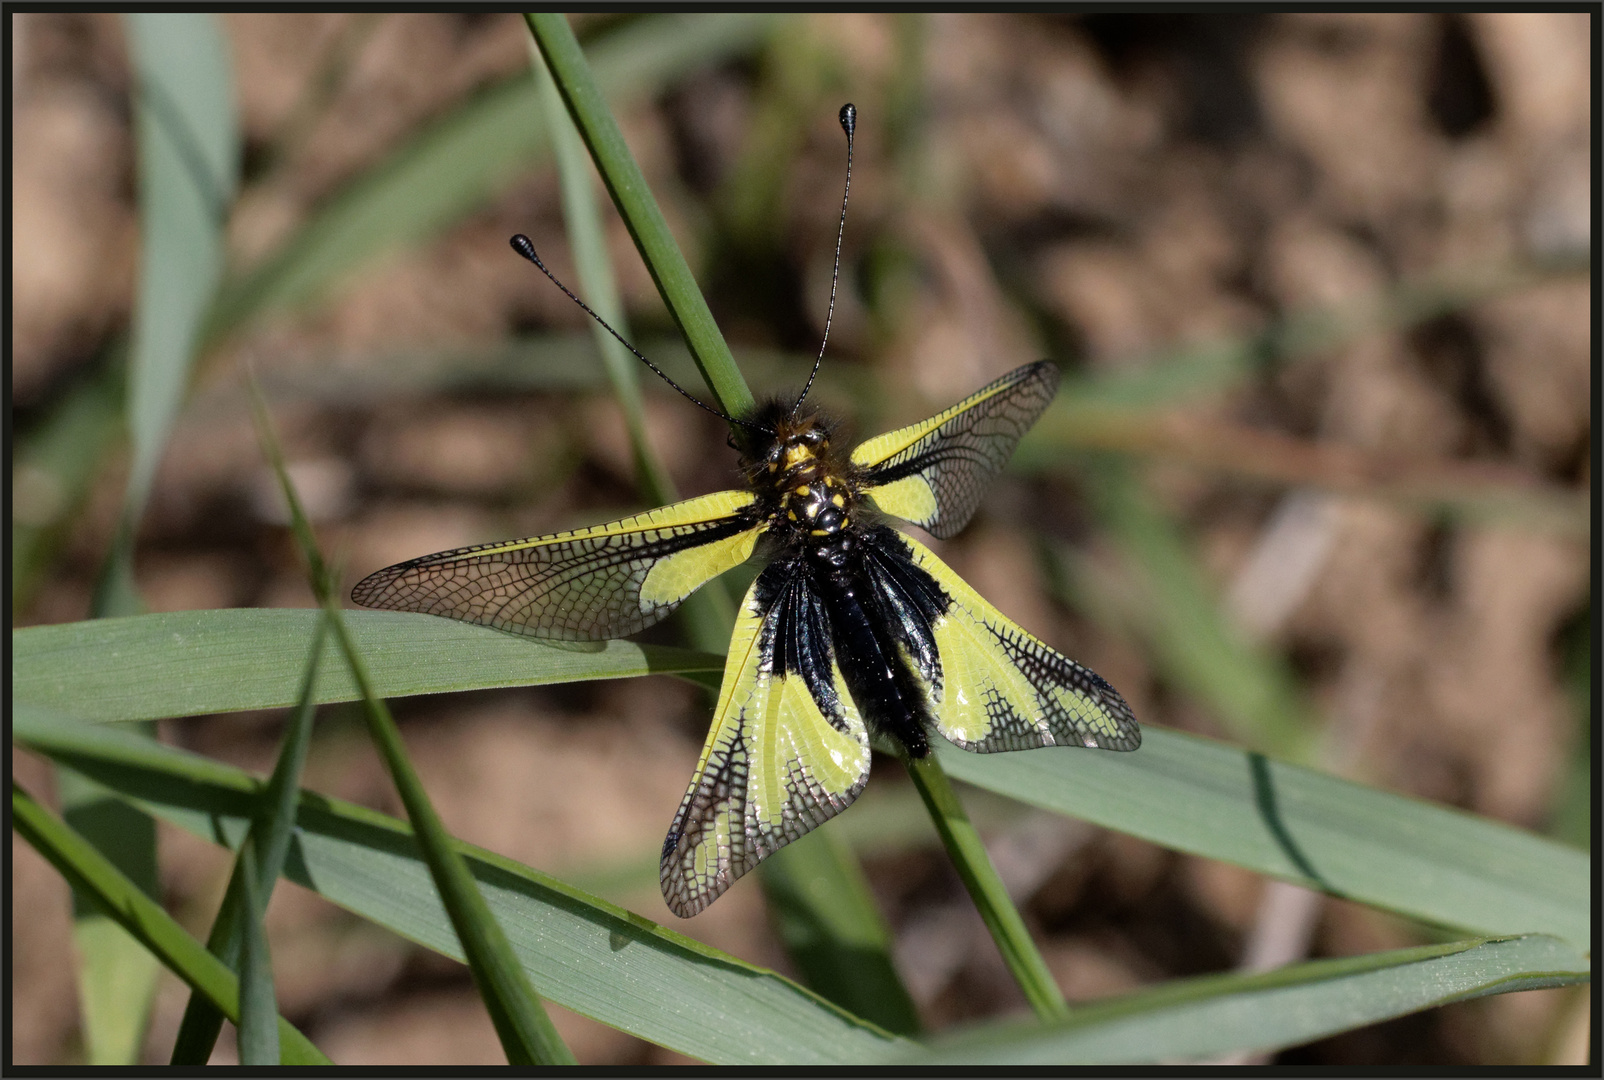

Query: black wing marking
[[660, 556, 871, 917]]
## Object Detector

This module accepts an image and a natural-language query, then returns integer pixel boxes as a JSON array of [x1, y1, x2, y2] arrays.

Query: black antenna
[[791, 102, 856, 417], [508, 234, 772, 434]]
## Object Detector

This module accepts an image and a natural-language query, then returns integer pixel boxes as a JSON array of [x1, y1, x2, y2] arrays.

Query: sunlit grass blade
[[12, 609, 724, 724], [905, 755, 1069, 1022], [170, 615, 329, 1064], [13, 710, 913, 1065], [527, 13, 754, 418], [11, 783, 331, 1066], [249, 385, 574, 1064], [933, 730, 1588, 950], [901, 934, 1588, 1064]]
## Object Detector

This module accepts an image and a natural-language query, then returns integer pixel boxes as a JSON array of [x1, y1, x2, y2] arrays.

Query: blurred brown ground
[[11, 12, 1591, 1066]]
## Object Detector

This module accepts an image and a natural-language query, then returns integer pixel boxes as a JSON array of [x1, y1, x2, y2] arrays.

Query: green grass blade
[[12, 609, 723, 723], [69, 14, 240, 1060], [904, 934, 1588, 1064], [117, 12, 238, 531], [233, 837, 279, 1065], [534, 45, 674, 507], [527, 13, 755, 418], [11, 784, 331, 1066], [933, 731, 1588, 950], [170, 615, 329, 1064], [210, 13, 776, 339], [59, 770, 160, 1066], [758, 826, 923, 1036], [906, 755, 1069, 1022], [12, 356, 125, 615], [13, 710, 911, 1065], [251, 388, 574, 1064], [17, 612, 1581, 950]]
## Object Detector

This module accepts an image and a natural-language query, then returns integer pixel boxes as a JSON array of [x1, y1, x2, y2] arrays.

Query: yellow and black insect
[[352, 105, 1139, 918]]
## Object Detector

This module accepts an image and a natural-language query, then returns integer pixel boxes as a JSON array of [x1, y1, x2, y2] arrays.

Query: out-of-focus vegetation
[[12, 12, 1589, 1066]]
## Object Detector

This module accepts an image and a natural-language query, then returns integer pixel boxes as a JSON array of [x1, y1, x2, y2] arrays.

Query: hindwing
[[852, 361, 1059, 539], [351, 490, 763, 641], [660, 556, 871, 918], [863, 529, 1140, 754]]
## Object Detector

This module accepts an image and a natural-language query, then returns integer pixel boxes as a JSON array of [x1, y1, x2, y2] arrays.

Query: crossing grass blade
[[12, 709, 914, 1065], [11, 783, 331, 1066], [169, 615, 329, 1064], [249, 384, 574, 1064], [900, 934, 1588, 1064]]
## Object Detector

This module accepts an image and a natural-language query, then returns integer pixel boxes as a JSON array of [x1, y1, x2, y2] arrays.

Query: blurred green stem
[[906, 755, 1070, 1022]]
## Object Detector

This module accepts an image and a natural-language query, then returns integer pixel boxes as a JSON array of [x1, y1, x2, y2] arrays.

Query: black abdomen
[[810, 535, 931, 758]]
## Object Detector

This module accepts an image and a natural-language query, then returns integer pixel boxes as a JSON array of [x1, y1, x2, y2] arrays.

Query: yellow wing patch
[[863, 473, 938, 525], [852, 362, 1060, 540], [895, 532, 1140, 753], [660, 565, 870, 918], [639, 521, 761, 607]]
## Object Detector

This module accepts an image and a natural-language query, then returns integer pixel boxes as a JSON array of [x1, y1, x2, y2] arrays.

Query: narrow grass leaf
[[12, 608, 724, 724], [933, 731, 1589, 950], [758, 826, 923, 1036], [906, 755, 1069, 1022], [233, 838, 279, 1065], [903, 934, 1589, 1064], [13, 712, 911, 1065], [11, 784, 331, 1066], [527, 13, 755, 418], [251, 387, 574, 1065], [170, 615, 329, 1064]]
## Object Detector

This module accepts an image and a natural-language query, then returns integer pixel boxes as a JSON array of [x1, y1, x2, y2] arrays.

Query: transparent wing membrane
[[853, 361, 1060, 539], [350, 490, 762, 641]]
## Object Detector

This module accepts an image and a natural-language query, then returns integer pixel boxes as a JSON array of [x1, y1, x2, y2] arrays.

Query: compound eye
[[803, 428, 824, 446]]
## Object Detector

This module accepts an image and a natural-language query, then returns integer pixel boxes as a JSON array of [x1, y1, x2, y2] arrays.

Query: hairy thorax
[[742, 410, 860, 542]]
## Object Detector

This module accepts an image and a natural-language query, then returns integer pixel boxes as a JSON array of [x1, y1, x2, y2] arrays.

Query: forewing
[[350, 490, 762, 641], [660, 559, 871, 918], [872, 530, 1140, 754], [852, 361, 1059, 539]]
